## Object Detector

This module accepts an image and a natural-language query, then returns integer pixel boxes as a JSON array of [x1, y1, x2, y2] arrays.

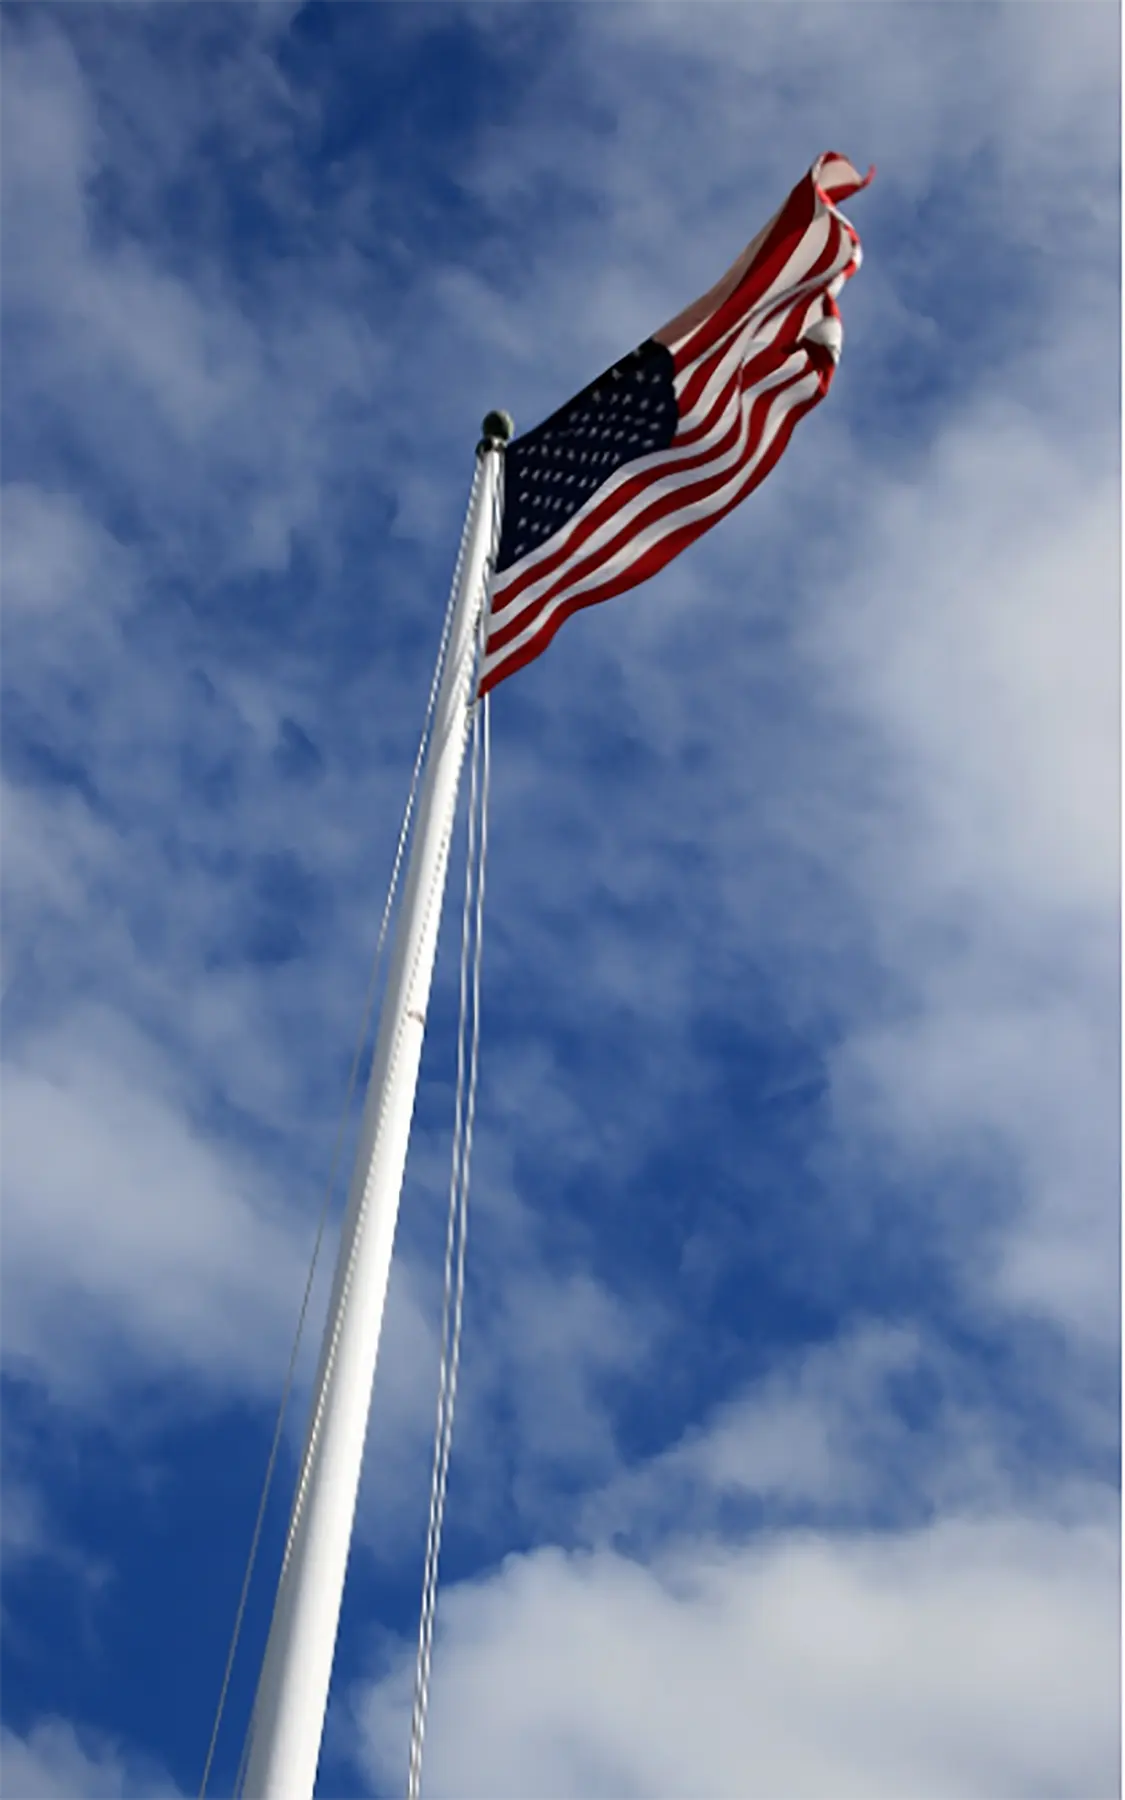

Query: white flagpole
[[243, 413, 511, 1800]]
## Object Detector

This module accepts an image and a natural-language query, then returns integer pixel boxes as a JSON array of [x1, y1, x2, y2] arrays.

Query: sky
[[0, 4, 1120, 1797]]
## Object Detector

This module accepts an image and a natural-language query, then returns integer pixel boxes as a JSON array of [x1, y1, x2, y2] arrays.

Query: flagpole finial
[[478, 409, 514, 453]]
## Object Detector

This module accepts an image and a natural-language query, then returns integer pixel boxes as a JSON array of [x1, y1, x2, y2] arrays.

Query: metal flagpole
[[243, 411, 512, 1800]]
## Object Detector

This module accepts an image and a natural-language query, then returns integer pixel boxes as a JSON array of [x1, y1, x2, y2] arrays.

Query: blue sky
[[1, 5, 1119, 1796]]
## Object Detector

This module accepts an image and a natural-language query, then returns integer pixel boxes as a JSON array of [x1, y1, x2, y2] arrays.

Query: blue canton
[[496, 339, 679, 573]]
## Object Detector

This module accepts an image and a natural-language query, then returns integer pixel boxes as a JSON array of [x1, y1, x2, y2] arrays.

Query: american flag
[[478, 152, 872, 696]]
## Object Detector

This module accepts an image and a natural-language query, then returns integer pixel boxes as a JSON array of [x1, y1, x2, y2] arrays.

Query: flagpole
[[243, 413, 511, 1800]]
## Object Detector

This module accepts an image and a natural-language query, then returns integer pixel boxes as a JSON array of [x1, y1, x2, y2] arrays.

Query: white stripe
[[673, 249, 848, 437], [493, 266, 843, 637], [745, 230, 852, 341], [670, 229, 836, 394], [490, 351, 802, 635], [665, 209, 832, 360], [802, 314, 843, 362], [667, 162, 860, 367], [661, 210, 824, 361], [492, 311, 818, 627], [815, 154, 866, 202], [490, 183, 856, 644], [490, 344, 769, 626], [674, 315, 772, 431], [483, 363, 820, 682], [620, 214, 846, 449]]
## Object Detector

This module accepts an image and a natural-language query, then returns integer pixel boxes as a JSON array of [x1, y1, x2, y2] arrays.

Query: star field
[[496, 339, 679, 572]]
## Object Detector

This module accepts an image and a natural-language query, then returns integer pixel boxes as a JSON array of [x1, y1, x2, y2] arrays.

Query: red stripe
[[494, 219, 850, 622], [667, 342, 784, 449], [487, 358, 820, 659], [671, 212, 842, 432], [481, 372, 831, 695], [815, 156, 874, 205], [481, 154, 870, 695], [490, 355, 803, 647], [492, 369, 754, 620], [748, 220, 845, 340], [493, 332, 812, 623], [676, 320, 790, 426], [675, 259, 839, 435], [675, 166, 865, 377], [671, 172, 817, 369], [676, 324, 747, 424], [669, 341, 798, 460]]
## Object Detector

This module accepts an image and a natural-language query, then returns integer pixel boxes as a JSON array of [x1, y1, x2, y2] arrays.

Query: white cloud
[[0, 1717, 180, 1800], [1, 775, 116, 949], [356, 1503, 1119, 1800], [814, 409, 1117, 924], [1, 485, 133, 623], [354, 1315, 1117, 1797], [3, 14, 388, 585], [583, 1324, 926, 1541], [1, 12, 1117, 1795], [1, 1006, 309, 1399], [803, 396, 1119, 1345], [581, 1, 1119, 218], [0, 0, 1110, 1471], [353, 1181, 666, 1561]]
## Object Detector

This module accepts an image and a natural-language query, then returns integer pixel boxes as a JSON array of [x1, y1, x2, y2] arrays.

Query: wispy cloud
[[0, 1716, 181, 1799]]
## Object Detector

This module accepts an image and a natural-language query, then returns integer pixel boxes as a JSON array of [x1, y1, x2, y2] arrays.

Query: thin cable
[[401, 450, 496, 1800], [234, 748, 465, 1800], [231, 463, 493, 1800], [407, 448, 502, 1800], [199, 476, 481, 1800], [424, 697, 489, 1727], [406, 700, 479, 1800], [407, 687, 491, 1800]]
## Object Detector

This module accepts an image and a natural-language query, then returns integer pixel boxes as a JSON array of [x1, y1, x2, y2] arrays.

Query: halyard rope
[[407, 690, 490, 1800], [233, 762, 465, 1800], [199, 464, 484, 1800], [407, 469, 499, 1798]]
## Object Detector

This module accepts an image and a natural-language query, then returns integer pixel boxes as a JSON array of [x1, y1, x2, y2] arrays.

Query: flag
[[478, 152, 872, 695]]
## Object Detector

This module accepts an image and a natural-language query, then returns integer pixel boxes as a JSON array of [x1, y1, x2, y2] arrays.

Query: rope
[[199, 468, 482, 1800], [407, 687, 490, 1800], [233, 744, 468, 1800], [231, 454, 496, 1800], [407, 461, 500, 1796], [406, 439, 502, 1799]]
